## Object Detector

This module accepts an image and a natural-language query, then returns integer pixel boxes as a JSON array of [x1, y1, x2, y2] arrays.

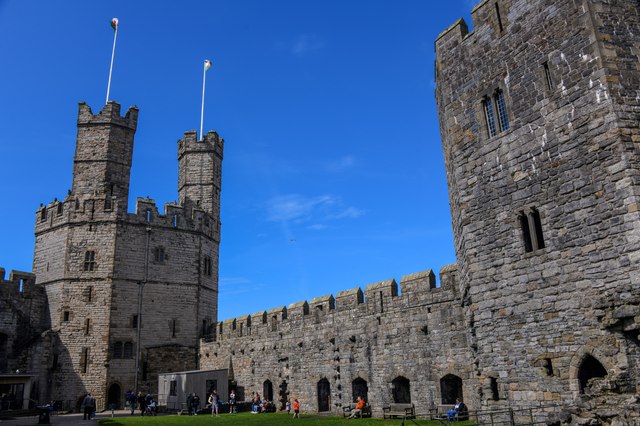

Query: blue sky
[[0, 0, 474, 321]]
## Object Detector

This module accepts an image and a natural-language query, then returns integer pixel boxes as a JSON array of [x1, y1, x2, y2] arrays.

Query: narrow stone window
[[203, 255, 212, 276], [81, 347, 90, 374], [173, 214, 178, 228], [146, 209, 151, 222], [519, 208, 545, 253], [132, 315, 138, 329], [40, 207, 47, 222], [113, 342, 123, 359], [153, 246, 165, 263], [63, 311, 70, 322], [495, 2, 504, 32], [123, 342, 133, 359], [57, 203, 63, 216], [483, 96, 497, 137], [379, 291, 384, 313], [494, 89, 509, 132], [172, 319, 177, 337], [490, 377, 499, 400], [84, 318, 91, 335], [544, 358, 554, 376], [543, 61, 554, 90], [83, 251, 96, 271], [84, 286, 93, 303], [170, 380, 177, 396]]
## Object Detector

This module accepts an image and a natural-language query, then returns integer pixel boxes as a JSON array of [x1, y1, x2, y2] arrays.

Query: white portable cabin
[[157, 368, 228, 411]]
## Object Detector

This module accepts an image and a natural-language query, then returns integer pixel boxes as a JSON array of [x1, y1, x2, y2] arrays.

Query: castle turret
[[177, 130, 224, 217], [72, 101, 138, 212]]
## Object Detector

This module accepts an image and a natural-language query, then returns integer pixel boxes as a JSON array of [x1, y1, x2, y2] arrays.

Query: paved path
[[0, 409, 140, 425]]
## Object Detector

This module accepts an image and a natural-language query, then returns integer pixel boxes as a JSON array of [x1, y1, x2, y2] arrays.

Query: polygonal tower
[[33, 102, 223, 409], [435, 0, 640, 423]]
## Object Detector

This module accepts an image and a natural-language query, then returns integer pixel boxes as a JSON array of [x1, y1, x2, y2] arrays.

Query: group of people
[[125, 390, 157, 416]]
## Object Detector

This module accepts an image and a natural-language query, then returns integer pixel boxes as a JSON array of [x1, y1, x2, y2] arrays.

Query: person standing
[[82, 393, 92, 420], [229, 390, 236, 413], [293, 399, 300, 418], [209, 390, 219, 416]]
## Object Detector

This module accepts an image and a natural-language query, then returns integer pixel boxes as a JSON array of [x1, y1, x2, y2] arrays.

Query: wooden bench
[[383, 403, 415, 419], [342, 403, 372, 418]]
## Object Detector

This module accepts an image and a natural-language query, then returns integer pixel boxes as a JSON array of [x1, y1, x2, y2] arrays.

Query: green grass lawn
[[98, 412, 475, 425]]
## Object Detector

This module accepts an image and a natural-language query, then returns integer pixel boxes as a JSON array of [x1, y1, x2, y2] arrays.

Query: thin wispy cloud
[[291, 34, 325, 56], [324, 155, 356, 173], [265, 194, 363, 225], [219, 276, 261, 296]]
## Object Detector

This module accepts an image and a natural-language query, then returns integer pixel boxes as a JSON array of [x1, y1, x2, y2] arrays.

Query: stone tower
[[33, 102, 223, 408], [435, 0, 640, 423]]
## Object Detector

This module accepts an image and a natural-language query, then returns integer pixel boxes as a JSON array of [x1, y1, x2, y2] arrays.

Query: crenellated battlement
[[214, 266, 458, 341], [77, 101, 138, 130], [0, 268, 37, 297], [34, 195, 122, 233], [131, 197, 220, 238], [178, 130, 224, 159]]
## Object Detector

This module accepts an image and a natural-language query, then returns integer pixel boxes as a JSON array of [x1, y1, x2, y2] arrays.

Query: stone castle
[[1, 0, 639, 424]]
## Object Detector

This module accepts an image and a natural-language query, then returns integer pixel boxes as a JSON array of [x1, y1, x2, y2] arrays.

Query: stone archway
[[107, 383, 121, 409], [440, 374, 463, 404], [317, 378, 330, 412], [578, 355, 607, 394], [352, 377, 368, 402], [391, 376, 411, 403]]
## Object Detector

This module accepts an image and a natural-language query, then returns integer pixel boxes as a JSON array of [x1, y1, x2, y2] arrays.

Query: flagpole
[[200, 63, 207, 141], [106, 18, 119, 104]]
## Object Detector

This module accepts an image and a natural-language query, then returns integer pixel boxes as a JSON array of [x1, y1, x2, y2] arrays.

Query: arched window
[[440, 374, 463, 404], [391, 376, 411, 403], [317, 378, 331, 412], [578, 355, 607, 394]]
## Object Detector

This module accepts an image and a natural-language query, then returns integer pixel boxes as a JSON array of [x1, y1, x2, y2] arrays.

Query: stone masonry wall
[[435, 0, 640, 424], [199, 267, 476, 417]]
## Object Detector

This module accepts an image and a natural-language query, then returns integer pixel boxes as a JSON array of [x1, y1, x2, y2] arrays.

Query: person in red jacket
[[293, 399, 300, 418], [347, 396, 366, 419]]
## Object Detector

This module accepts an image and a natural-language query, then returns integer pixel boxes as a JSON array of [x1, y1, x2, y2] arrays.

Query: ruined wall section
[[200, 267, 474, 417], [435, 0, 640, 423]]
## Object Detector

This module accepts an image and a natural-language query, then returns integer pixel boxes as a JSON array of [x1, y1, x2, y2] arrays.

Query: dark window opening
[[85, 318, 91, 335], [490, 377, 499, 401], [544, 358, 554, 376], [352, 378, 368, 403], [63, 311, 70, 322], [170, 381, 177, 396], [142, 362, 148, 381], [132, 315, 138, 329], [317, 378, 331, 412], [391, 376, 411, 403], [113, 342, 123, 359], [57, 203, 63, 216], [263, 380, 273, 402], [203, 256, 212, 276], [440, 374, 463, 404], [520, 208, 545, 253], [543, 61, 553, 90], [154, 247, 165, 263], [40, 208, 47, 222], [172, 319, 177, 337], [81, 348, 89, 374], [578, 355, 607, 394], [379, 291, 384, 313], [495, 2, 504, 32], [83, 251, 96, 271], [123, 342, 133, 359]]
